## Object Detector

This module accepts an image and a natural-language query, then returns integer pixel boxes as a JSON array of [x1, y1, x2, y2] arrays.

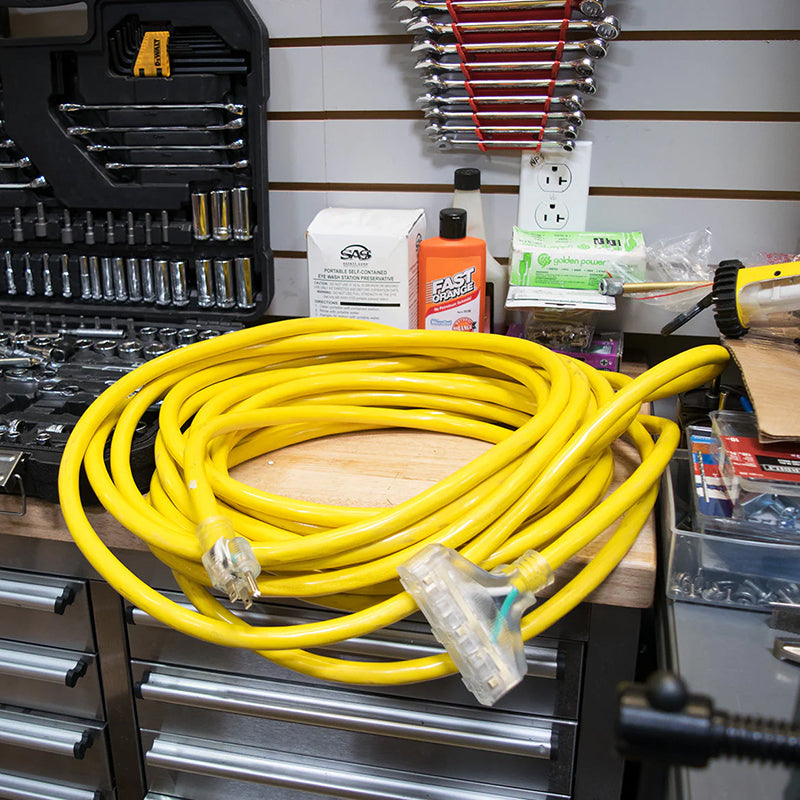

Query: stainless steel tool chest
[[127, 594, 584, 799], [0, 562, 115, 799], [0, 529, 642, 800]]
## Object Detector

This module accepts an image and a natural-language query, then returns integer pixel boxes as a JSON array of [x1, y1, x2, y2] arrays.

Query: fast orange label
[[418, 241, 485, 332]]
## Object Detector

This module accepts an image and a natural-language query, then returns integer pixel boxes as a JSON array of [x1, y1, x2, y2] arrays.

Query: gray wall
[[257, 0, 800, 336]]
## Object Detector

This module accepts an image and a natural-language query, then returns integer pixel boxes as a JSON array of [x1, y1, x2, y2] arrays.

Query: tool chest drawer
[[126, 594, 586, 721], [0, 566, 94, 651], [0, 638, 103, 720], [0, 705, 113, 798], [141, 730, 563, 800], [133, 661, 576, 797]]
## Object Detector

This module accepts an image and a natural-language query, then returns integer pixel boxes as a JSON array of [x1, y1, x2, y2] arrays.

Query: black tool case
[[0, 0, 272, 505]]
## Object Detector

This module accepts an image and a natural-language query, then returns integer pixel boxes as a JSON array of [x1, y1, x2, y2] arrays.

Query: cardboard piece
[[726, 337, 800, 443]]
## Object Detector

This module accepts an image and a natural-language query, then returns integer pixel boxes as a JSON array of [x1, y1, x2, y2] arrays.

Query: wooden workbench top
[[3, 428, 656, 609]]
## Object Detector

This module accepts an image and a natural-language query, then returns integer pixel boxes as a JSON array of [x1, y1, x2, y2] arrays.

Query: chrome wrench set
[[59, 101, 250, 177], [392, 0, 620, 151]]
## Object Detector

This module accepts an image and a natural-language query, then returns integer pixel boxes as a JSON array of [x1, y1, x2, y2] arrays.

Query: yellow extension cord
[[58, 318, 729, 686]]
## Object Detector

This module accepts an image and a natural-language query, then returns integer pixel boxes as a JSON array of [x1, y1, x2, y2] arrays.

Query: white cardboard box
[[306, 208, 426, 328]]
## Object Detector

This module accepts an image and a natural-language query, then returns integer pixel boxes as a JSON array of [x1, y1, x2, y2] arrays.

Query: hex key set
[[392, 0, 620, 151], [0, 0, 272, 503]]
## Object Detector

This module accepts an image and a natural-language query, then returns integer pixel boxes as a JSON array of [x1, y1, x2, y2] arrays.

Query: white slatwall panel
[[268, 119, 800, 191], [254, 0, 800, 37], [268, 190, 800, 260], [268, 42, 799, 113], [254, 0, 800, 333]]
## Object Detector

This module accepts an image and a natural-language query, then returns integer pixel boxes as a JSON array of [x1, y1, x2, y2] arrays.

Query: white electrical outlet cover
[[517, 142, 592, 231]]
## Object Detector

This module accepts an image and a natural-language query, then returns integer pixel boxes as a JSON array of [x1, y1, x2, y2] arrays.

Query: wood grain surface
[[3, 428, 656, 609]]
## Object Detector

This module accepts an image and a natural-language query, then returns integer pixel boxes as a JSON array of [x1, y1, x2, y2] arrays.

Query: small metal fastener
[[732, 588, 757, 606], [743, 579, 771, 602]]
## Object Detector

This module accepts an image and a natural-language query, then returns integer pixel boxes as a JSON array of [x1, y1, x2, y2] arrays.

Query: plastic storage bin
[[662, 452, 800, 610]]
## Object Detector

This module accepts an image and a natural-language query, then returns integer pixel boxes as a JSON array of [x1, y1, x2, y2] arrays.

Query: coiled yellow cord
[[59, 318, 728, 685]]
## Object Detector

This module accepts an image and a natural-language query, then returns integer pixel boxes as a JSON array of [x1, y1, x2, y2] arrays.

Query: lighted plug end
[[398, 543, 552, 706], [197, 517, 261, 609]]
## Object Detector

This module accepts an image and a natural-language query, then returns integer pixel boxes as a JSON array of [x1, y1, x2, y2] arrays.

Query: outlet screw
[[529, 154, 544, 167]]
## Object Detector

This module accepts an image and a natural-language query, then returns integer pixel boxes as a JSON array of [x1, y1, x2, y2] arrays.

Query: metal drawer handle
[[138, 668, 552, 759], [147, 734, 549, 800], [129, 604, 559, 678], [0, 710, 94, 759], [0, 576, 75, 614], [0, 770, 100, 800], [0, 642, 89, 687]]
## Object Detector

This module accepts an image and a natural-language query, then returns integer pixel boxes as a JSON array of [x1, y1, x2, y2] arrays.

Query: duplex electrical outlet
[[535, 200, 569, 230], [517, 141, 592, 231]]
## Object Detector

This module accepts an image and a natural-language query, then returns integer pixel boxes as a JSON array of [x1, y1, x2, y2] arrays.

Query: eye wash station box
[[306, 208, 426, 328]]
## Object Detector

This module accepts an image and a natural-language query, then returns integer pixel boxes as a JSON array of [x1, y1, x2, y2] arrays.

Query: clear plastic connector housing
[[398, 543, 553, 706], [197, 516, 262, 608]]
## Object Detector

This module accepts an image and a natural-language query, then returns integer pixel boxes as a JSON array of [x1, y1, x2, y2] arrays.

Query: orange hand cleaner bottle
[[418, 207, 486, 332]]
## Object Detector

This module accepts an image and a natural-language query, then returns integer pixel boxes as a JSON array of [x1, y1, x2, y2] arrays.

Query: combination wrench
[[433, 134, 575, 150], [0, 157, 31, 170], [394, 0, 605, 18], [0, 176, 47, 190], [416, 56, 595, 76], [423, 73, 596, 94], [87, 139, 245, 153], [423, 107, 585, 126], [418, 90, 585, 110], [412, 37, 607, 58], [105, 159, 250, 170], [60, 102, 245, 116], [426, 120, 579, 138], [67, 118, 244, 136], [404, 14, 620, 40]]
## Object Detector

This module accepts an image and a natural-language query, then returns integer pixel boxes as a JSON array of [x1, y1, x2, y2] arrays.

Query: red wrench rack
[[397, 0, 620, 151]]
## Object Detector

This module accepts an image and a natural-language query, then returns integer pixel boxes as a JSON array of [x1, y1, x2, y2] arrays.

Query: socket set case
[[0, 0, 272, 504], [663, 452, 800, 612]]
